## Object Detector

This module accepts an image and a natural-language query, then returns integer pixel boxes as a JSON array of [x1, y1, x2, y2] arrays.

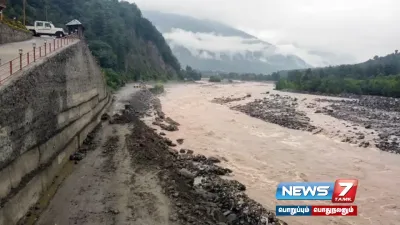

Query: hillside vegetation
[[4, 0, 182, 89], [274, 51, 400, 97]]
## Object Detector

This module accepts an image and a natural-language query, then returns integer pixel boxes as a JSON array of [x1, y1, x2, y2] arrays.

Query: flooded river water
[[157, 81, 400, 225]]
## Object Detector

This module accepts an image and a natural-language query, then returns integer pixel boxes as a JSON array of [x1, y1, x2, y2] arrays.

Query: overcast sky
[[131, 0, 399, 63]]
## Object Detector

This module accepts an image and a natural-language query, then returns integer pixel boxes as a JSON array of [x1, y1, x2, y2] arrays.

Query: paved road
[[0, 37, 53, 63], [0, 36, 78, 83]]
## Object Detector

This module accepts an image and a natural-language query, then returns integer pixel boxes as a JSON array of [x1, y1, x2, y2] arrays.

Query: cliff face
[[0, 23, 32, 45], [0, 41, 110, 224]]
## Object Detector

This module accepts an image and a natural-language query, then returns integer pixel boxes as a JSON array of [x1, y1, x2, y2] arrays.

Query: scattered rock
[[187, 149, 194, 155], [109, 209, 120, 214], [160, 123, 179, 131], [70, 152, 84, 161], [230, 95, 317, 131], [316, 96, 400, 154], [177, 139, 184, 145], [101, 113, 110, 121], [178, 168, 196, 179], [165, 117, 180, 126], [208, 156, 221, 163]]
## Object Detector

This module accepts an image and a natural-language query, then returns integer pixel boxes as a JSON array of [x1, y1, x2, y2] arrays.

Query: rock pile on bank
[[231, 94, 316, 131], [112, 90, 287, 225], [316, 96, 400, 154], [212, 95, 252, 104]]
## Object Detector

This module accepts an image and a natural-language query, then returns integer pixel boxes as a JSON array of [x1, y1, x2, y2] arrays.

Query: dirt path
[[37, 119, 177, 225]]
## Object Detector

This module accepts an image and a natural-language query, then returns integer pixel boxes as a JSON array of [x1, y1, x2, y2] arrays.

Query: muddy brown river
[[157, 81, 400, 225]]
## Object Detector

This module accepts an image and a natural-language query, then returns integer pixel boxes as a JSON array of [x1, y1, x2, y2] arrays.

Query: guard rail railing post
[[33, 43, 36, 62], [45, 40, 47, 56], [27, 52, 29, 65], [19, 49, 23, 70], [9, 61, 12, 75]]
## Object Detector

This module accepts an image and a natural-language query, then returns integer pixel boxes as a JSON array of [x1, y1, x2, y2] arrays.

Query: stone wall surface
[[0, 40, 110, 224], [0, 23, 32, 45]]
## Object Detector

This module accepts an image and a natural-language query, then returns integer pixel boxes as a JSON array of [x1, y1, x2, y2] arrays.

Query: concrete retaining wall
[[0, 23, 32, 45], [0, 41, 110, 224]]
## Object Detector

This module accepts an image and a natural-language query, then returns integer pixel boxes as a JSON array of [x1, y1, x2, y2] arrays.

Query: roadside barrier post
[[53, 38, 56, 51], [9, 61, 12, 75], [27, 53, 29, 64], [39, 47, 42, 57], [33, 43, 36, 62], [44, 41, 47, 56], [19, 49, 23, 70], [49, 43, 51, 53]]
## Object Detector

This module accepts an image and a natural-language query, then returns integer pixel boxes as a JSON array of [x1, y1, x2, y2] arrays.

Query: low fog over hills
[[144, 10, 311, 73]]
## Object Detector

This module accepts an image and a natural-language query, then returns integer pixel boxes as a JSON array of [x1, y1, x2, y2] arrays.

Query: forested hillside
[[274, 51, 400, 97], [4, 0, 182, 89]]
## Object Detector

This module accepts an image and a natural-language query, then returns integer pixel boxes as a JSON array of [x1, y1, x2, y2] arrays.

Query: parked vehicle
[[26, 21, 66, 38]]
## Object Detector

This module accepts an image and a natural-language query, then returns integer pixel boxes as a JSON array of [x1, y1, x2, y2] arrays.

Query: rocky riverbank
[[315, 96, 400, 154], [230, 94, 317, 131], [109, 90, 287, 225], [212, 94, 252, 104]]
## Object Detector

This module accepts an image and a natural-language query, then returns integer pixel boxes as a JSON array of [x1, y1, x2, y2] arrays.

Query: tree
[[274, 51, 400, 97]]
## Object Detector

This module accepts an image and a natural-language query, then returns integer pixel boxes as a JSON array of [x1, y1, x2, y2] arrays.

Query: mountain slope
[[5, 0, 181, 87], [143, 10, 309, 74]]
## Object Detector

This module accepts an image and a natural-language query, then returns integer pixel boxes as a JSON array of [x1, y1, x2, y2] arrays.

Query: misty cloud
[[133, 0, 400, 64], [163, 28, 275, 57], [162, 28, 337, 66]]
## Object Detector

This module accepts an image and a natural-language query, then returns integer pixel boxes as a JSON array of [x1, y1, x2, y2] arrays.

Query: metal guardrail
[[0, 35, 78, 84]]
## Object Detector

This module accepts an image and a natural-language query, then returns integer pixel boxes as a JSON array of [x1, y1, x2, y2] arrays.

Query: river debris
[[212, 94, 252, 104], [316, 96, 400, 154], [231, 95, 316, 131]]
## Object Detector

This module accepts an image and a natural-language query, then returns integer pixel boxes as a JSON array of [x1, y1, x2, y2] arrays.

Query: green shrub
[[150, 83, 165, 94], [209, 75, 222, 82]]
